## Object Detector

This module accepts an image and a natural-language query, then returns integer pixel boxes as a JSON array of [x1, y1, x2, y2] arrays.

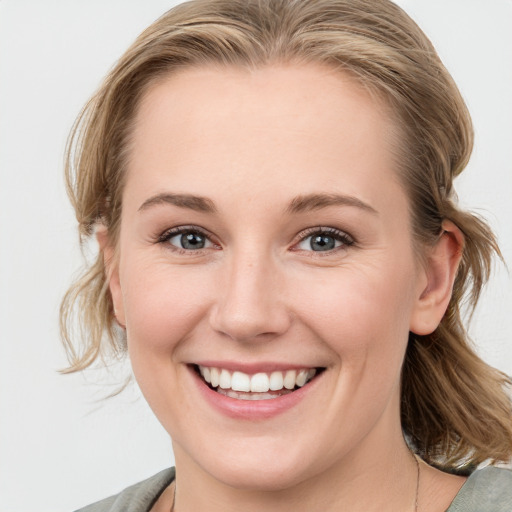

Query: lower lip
[[189, 366, 321, 420]]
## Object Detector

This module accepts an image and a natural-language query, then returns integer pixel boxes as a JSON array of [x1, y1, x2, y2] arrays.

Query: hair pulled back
[[61, 0, 512, 470]]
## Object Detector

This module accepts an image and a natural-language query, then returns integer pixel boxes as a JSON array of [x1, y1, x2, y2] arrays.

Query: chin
[[203, 456, 314, 492], [175, 430, 335, 493]]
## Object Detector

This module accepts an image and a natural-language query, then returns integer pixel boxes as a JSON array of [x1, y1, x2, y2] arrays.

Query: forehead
[[126, 63, 404, 216]]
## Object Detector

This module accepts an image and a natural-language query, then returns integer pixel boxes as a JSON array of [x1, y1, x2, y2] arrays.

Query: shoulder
[[447, 466, 512, 512], [74, 467, 175, 512]]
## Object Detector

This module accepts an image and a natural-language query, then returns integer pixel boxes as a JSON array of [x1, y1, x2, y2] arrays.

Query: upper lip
[[191, 361, 323, 374]]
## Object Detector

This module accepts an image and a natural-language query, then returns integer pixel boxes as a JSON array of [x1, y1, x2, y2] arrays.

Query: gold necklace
[[414, 455, 420, 512], [169, 458, 421, 512]]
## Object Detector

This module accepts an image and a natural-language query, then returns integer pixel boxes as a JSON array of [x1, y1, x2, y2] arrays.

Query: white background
[[0, 1, 511, 511]]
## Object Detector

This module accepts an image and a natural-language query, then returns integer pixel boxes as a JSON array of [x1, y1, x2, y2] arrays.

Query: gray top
[[446, 467, 512, 511], [75, 466, 512, 512], [75, 468, 175, 512]]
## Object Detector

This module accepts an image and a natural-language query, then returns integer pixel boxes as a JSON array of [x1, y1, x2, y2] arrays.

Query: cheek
[[119, 255, 214, 356], [289, 260, 417, 361], [294, 262, 416, 424]]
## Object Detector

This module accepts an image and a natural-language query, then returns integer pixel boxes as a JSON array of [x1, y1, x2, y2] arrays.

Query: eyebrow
[[138, 193, 217, 213], [285, 193, 378, 215], [138, 191, 377, 216]]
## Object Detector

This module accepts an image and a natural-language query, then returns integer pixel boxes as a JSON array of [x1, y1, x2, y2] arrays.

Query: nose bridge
[[210, 245, 290, 342]]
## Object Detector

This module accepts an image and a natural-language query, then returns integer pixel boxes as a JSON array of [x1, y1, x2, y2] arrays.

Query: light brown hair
[[61, 0, 512, 470]]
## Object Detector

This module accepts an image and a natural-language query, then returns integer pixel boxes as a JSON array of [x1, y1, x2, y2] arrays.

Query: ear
[[409, 220, 464, 335], [96, 225, 126, 328]]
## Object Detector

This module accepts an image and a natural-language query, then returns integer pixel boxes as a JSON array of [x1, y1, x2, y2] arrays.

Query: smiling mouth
[[195, 365, 323, 400]]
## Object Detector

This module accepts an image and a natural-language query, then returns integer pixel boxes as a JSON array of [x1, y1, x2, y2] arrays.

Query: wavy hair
[[61, 0, 512, 470]]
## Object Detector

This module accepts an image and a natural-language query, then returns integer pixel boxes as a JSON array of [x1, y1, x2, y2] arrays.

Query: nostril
[[208, 274, 292, 342]]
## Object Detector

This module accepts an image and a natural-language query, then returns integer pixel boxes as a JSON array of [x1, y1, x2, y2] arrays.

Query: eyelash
[[293, 226, 355, 255], [157, 226, 218, 255], [156, 225, 355, 255]]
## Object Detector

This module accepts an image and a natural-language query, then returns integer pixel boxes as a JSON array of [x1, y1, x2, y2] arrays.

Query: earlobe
[[96, 225, 126, 328], [410, 220, 464, 335]]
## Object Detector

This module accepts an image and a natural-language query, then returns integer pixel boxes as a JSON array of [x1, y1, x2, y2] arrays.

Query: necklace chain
[[169, 457, 421, 512], [414, 454, 421, 512]]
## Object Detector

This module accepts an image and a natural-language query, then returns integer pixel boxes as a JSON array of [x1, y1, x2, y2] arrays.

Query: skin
[[102, 64, 466, 511]]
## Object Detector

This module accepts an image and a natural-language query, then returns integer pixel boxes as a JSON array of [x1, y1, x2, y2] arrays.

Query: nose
[[209, 251, 292, 343]]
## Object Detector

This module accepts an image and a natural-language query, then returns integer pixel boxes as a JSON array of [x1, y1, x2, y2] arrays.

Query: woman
[[61, 0, 512, 510]]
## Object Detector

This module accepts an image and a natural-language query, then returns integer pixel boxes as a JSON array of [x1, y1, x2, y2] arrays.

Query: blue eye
[[297, 229, 353, 252], [161, 229, 214, 251]]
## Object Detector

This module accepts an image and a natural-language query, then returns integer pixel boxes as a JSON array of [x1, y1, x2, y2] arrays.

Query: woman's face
[[109, 64, 430, 489]]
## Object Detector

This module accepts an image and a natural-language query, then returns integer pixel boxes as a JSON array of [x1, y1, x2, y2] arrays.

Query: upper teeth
[[198, 366, 317, 393]]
